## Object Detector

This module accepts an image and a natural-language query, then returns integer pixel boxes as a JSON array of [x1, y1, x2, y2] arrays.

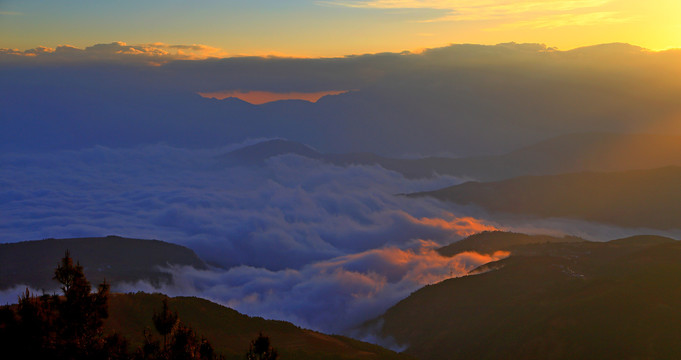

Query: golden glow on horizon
[[2, 1, 681, 57], [315, 0, 681, 54], [197, 90, 351, 105]]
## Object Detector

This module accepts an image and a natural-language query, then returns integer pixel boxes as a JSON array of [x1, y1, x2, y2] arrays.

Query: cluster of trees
[[0, 252, 278, 360]]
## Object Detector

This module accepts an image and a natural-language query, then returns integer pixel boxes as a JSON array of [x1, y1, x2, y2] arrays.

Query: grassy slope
[[107, 292, 413, 360]]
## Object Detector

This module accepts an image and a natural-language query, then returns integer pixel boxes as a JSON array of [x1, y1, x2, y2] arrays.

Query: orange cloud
[[141, 42, 229, 59], [314, 241, 509, 287], [197, 90, 350, 105], [403, 212, 499, 236]]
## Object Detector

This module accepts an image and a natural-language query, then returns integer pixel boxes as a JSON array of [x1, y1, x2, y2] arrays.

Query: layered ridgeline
[[5, 43, 681, 157], [365, 231, 681, 360], [0, 236, 206, 290], [220, 133, 681, 181], [413, 166, 681, 229]]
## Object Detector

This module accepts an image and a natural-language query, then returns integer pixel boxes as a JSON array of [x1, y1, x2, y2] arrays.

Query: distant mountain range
[[366, 231, 681, 360], [5, 43, 681, 156], [414, 166, 681, 229], [0, 236, 207, 290], [107, 293, 412, 360], [220, 133, 681, 181]]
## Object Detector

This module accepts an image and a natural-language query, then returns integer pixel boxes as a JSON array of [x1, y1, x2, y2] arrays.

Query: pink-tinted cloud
[[403, 212, 500, 236], [116, 240, 509, 334], [311, 241, 509, 285], [198, 89, 350, 104]]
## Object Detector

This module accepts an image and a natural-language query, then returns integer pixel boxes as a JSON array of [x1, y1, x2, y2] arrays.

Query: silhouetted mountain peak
[[608, 235, 677, 246], [0, 236, 207, 290]]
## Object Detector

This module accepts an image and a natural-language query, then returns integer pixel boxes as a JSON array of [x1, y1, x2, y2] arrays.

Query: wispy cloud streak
[[322, 0, 621, 28], [490, 11, 631, 30]]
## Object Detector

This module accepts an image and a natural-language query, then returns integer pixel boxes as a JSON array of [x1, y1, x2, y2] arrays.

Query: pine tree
[[0, 251, 126, 360], [137, 298, 224, 360], [53, 251, 111, 358], [246, 332, 278, 360], [153, 297, 179, 351], [1, 252, 226, 360]]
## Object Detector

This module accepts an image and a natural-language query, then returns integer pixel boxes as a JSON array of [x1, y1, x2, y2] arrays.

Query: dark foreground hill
[[0, 237, 412, 359], [366, 233, 681, 360], [0, 236, 207, 290], [414, 166, 681, 230], [107, 293, 412, 360], [220, 133, 681, 181]]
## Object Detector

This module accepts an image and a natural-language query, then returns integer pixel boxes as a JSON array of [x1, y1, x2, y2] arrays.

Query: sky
[[1, 0, 680, 57]]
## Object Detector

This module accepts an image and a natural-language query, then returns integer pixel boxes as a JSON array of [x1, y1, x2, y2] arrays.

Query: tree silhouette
[[137, 298, 223, 360], [54, 251, 111, 357], [0, 252, 225, 360], [54, 250, 81, 293], [246, 332, 278, 360], [0, 251, 125, 360], [198, 337, 215, 360], [168, 324, 198, 360], [153, 297, 178, 350]]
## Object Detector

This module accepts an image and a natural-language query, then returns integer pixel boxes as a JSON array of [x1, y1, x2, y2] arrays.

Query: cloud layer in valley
[[3, 143, 680, 334], [0, 143, 484, 270], [118, 247, 509, 334], [0, 142, 507, 333]]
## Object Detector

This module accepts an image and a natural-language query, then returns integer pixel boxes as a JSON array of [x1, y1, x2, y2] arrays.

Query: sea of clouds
[[3, 141, 679, 335], [0, 141, 501, 332], [0, 142, 486, 267]]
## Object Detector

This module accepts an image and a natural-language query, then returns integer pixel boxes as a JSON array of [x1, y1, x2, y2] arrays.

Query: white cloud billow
[[115, 245, 509, 333], [0, 143, 479, 270]]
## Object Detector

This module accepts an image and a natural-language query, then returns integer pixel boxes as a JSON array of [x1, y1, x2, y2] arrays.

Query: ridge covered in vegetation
[[368, 232, 681, 360], [0, 250, 412, 360], [0, 236, 207, 290]]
